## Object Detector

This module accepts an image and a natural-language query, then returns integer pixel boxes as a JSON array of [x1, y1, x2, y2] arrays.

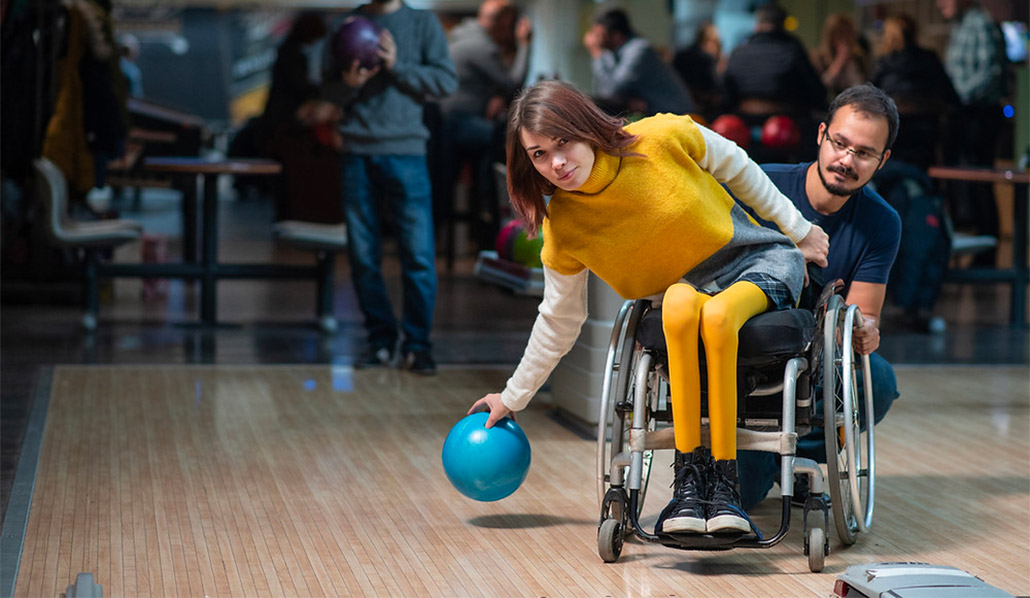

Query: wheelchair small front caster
[[805, 526, 828, 572], [598, 518, 623, 563]]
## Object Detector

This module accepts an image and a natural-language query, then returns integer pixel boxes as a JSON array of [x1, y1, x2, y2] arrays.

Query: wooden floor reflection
[[13, 365, 1028, 597]]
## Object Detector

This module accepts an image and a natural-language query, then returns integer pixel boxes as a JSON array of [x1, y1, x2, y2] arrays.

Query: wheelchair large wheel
[[597, 301, 658, 526], [821, 296, 876, 545]]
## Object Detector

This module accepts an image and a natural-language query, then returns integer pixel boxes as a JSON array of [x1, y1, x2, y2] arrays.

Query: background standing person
[[322, 0, 457, 375], [736, 84, 903, 510], [583, 7, 693, 116], [937, 0, 1006, 264]]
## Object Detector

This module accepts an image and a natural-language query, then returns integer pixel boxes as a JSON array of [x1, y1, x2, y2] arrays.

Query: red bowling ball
[[710, 114, 751, 149], [760, 115, 801, 149]]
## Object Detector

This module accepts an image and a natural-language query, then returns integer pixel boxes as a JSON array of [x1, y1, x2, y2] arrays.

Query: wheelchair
[[595, 280, 875, 572]]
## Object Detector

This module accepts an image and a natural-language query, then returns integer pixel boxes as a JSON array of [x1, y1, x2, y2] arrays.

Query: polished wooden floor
[[2, 188, 1028, 597], [11, 364, 1029, 597]]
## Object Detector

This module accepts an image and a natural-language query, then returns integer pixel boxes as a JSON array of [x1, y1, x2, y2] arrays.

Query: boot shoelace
[[708, 470, 764, 539], [671, 460, 706, 498]]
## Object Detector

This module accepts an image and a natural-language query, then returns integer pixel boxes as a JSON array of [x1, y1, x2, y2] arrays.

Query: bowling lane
[[8, 365, 1028, 597]]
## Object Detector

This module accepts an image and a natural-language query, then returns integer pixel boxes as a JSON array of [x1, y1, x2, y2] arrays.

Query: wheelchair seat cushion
[[635, 307, 816, 363]]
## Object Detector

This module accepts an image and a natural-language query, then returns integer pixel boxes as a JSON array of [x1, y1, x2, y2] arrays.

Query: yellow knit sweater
[[541, 113, 748, 299]]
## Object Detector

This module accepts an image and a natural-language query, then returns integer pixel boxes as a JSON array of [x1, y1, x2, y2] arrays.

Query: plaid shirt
[[944, 3, 1006, 105]]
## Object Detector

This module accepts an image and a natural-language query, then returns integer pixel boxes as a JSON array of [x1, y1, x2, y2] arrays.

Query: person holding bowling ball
[[321, 0, 457, 376], [467, 80, 828, 537]]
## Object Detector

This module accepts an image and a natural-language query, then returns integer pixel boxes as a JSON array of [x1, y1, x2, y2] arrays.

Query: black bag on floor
[[872, 161, 951, 314]]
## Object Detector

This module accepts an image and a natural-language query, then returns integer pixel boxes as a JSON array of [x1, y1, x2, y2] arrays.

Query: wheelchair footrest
[[655, 531, 757, 551]]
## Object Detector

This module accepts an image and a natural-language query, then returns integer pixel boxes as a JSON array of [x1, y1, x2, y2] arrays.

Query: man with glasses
[[736, 84, 902, 511]]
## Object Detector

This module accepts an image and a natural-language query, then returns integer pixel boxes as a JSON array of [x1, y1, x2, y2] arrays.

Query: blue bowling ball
[[442, 412, 531, 502]]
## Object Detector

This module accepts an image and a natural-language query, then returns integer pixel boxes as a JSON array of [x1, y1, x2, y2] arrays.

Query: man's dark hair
[[595, 8, 633, 38], [754, 3, 787, 30], [826, 83, 900, 150]]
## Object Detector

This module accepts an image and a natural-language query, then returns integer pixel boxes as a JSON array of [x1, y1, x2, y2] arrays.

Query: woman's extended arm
[[471, 266, 588, 427], [500, 267, 589, 411]]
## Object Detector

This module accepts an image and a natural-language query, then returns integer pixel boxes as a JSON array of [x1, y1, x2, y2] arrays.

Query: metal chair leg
[[315, 250, 337, 333]]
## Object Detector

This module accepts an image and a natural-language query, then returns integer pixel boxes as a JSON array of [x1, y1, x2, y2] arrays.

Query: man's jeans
[[342, 154, 436, 354], [737, 352, 899, 511]]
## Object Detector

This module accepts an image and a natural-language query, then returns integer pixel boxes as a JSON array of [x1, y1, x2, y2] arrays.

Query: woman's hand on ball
[[468, 393, 513, 429]]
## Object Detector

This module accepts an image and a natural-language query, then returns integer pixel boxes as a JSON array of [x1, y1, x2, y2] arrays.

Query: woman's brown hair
[[504, 80, 639, 236]]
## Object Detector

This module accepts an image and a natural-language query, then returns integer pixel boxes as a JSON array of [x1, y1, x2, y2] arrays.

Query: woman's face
[[519, 129, 595, 191]]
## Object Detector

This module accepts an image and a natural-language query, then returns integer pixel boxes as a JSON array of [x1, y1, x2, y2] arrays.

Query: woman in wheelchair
[[467, 80, 829, 536]]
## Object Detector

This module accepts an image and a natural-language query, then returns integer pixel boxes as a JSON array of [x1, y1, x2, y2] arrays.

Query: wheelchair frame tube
[[626, 354, 809, 550], [779, 356, 808, 500], [597, 300, 639, 505], [626, 350, 653, 492]]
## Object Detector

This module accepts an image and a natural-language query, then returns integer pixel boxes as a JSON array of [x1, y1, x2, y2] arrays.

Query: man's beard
[[817, 161, 863, 197]]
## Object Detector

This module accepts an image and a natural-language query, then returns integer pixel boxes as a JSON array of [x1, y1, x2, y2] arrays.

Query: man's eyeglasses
[[821, 130, 884, 165]]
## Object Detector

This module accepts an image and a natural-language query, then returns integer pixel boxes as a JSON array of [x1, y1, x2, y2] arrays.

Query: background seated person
[[583, 7, 694, 117], [871, 13, 959, 169], [436, 0, 532, 251], [722, 3, 825, 117], [811, 13, 870, 99], [672, 22, 726, 121]]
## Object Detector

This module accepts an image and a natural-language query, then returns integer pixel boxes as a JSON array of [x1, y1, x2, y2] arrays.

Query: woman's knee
[[698, 301, 736, 351], [662, 284, 702, 335]]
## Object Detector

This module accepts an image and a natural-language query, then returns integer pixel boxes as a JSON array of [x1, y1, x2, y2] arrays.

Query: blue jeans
[[737, 352, 899, 511], [342, 154, 436, 354]]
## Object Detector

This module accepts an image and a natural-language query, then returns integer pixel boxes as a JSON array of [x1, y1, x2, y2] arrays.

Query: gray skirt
[[682, 203, 806, 311]]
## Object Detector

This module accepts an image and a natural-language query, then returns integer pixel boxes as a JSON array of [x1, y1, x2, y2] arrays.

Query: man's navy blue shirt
[[746, 162, 901, 296]]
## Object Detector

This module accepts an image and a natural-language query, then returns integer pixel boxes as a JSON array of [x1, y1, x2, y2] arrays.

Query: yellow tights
[[661, 281, 770, 461]]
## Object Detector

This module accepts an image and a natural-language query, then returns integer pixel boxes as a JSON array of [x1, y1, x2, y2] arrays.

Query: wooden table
[[928, 166, 1029, 327], [97, 157, 327, 326]]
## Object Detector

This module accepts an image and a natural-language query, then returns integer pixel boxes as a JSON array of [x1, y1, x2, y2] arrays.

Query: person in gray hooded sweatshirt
[[322, 0, 458, 375]]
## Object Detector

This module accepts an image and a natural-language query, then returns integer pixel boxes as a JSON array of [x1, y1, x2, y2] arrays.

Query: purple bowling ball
[[333, 16, 382, 70]]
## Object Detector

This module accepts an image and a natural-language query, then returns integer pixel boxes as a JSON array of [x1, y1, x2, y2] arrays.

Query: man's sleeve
[[854, 206, 902, 284], [466, 42, 528, 98], [390, 13, 458, 99]]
